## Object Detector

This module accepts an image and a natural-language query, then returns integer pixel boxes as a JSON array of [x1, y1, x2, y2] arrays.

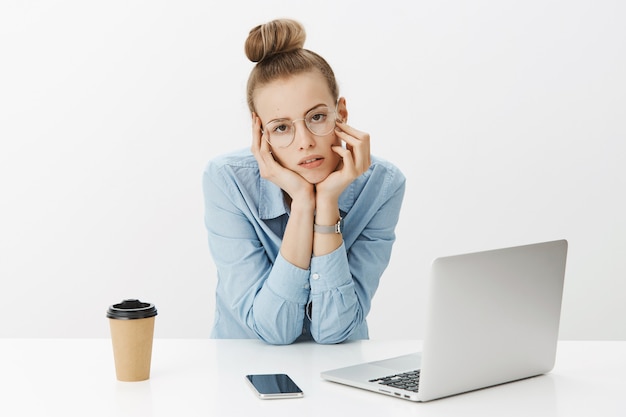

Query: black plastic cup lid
[[107, 299, 157, 320]]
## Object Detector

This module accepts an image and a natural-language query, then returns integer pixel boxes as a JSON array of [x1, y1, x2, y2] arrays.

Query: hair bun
[[245, 18, 306, 63]]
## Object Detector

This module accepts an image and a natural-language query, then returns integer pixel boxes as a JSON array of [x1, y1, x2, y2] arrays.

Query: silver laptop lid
[[418, 239, 568, 401]]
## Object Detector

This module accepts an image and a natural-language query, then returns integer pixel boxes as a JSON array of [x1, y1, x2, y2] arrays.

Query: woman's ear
[[337, 97, 348, 123]]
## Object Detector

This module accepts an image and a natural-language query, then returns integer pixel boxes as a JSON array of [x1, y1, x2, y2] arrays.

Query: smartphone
[[245, 374, 304, 399]]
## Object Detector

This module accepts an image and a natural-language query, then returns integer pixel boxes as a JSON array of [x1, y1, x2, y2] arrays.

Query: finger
[[251, 113, 263, 154], [331, 145, 357, 174], [335, 126, 370, 171], [334, 125, 369, 154], [335, 120, 370, 143], [332, 144, 352, 158], [259, 128, 275, 161]]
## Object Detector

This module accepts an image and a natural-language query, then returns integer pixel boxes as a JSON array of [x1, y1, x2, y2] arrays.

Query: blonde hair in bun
[[245, 18, 339, 113], [245, 18, 306, 63]]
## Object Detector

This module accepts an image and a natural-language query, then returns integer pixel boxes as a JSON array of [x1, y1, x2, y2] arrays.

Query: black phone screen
[[246, 374, 303, 397]]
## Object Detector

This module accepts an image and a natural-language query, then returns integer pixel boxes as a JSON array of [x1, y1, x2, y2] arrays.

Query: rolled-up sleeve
[[308, 164, 406, 344], [203, 159, 310, 345]]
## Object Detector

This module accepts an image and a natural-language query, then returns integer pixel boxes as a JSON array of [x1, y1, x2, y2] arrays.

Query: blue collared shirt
[[202, 148, 405, 344]]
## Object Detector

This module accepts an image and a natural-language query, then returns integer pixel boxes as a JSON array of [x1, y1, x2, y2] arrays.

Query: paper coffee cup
[[107, 299, 157, 382]]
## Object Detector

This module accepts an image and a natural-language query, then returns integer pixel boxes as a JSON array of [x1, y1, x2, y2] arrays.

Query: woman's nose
[[293, 119, 315, 149]]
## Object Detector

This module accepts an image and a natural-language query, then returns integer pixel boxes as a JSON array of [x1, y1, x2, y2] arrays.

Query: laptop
[[321, 239, 568, 402]]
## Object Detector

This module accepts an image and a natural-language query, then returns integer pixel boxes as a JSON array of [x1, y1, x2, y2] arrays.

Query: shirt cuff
[[266, 252, 311, 304], [309, 242, 352, 293]]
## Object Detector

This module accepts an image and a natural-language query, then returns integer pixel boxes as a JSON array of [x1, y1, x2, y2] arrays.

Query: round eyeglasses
[[262, 105, 338, 148]]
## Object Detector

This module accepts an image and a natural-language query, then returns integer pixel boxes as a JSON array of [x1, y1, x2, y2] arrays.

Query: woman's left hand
[[316, 120, 371, 203]]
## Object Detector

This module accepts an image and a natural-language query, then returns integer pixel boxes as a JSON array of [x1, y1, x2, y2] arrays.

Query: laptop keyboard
[[369, 370, 421, 392]]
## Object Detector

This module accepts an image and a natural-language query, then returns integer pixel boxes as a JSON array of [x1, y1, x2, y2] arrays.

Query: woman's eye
[[273, 123, 290, 134], [309, 112, 328, 123]]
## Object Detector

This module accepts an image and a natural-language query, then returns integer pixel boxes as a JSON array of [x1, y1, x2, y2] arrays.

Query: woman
[[203, 18, 405, 344]]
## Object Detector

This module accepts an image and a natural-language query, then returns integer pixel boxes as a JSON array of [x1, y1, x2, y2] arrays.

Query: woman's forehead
[[254, 72, 333, 119]]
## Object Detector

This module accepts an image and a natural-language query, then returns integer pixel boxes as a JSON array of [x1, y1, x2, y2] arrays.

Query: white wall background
[[1, 0, 624, 340]]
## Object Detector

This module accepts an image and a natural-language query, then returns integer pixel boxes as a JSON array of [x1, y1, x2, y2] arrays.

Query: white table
[[1, 339, 624, 416]]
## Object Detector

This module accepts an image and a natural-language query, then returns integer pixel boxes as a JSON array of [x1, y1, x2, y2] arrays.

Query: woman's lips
[[298, 156, 324, 169]]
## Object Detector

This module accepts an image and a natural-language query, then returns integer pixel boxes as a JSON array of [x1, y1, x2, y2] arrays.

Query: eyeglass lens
[[264, 106, 336, 148]]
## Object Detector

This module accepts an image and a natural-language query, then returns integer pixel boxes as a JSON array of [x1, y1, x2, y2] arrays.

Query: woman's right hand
[[250, 113, 314, 204]]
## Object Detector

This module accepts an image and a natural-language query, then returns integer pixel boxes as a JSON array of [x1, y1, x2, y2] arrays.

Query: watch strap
[[313, 217, 342, 234]]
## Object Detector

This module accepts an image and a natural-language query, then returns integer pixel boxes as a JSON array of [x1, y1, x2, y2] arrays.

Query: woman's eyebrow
[[306, 103, 328, 113], [267, 103, 329, 124]]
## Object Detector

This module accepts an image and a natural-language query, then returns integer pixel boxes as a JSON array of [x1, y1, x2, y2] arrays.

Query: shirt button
[[312, 273, 320, 280]]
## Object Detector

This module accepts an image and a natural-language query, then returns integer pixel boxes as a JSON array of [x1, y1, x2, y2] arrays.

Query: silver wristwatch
[[313, 217, 343, 234]]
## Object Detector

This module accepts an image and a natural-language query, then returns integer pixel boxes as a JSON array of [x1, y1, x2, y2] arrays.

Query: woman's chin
[[300, 169, 332, 185]]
